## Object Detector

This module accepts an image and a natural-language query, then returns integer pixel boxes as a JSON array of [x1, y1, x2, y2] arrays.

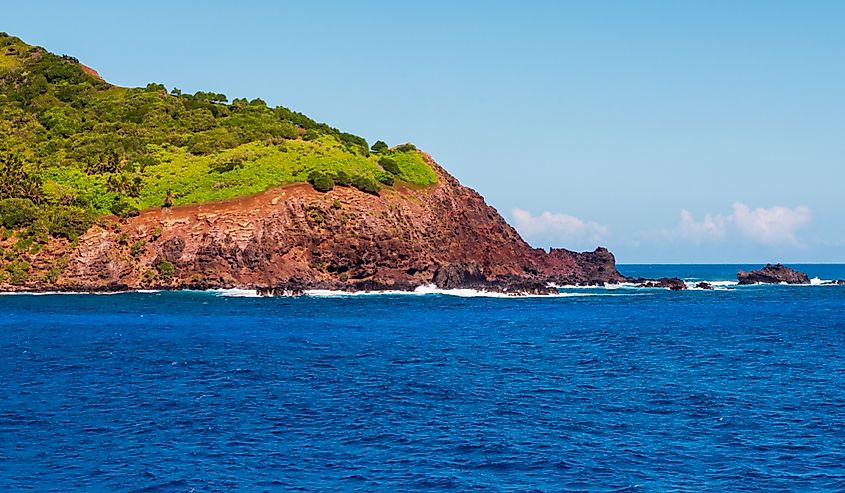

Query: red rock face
[[3, 154, 626, 293]]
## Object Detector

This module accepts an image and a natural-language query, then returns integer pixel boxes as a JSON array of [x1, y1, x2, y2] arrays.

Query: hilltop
[[0, 33, 624, 293], [0, 33, 434, 216]]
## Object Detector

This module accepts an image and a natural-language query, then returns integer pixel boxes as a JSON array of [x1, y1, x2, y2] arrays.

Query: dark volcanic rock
[[635, 277, 687, 290], [432, 263, 487, 290], [737, 264, 809, 285], [695, 282, 713, 290]]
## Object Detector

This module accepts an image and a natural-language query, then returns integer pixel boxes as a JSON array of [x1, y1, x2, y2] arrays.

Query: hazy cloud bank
[[660, 203, 812, 246]]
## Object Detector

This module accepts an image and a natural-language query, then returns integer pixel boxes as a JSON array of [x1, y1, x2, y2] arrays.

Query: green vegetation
[[5, 259, 30, 285], [156, 259, 175, 279], [130, 240, 146, 257], [378, 157, 400, 175], [308, 171, 335, 193], [0, 32, 437, 244], [371, 140, 388, 153], [42, 206, 94, 240], [351, 175, 380, 195], [0, 198, 38, 228]]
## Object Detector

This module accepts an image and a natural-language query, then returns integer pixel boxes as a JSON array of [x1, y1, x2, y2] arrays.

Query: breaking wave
[[302, 285, 606, 298]]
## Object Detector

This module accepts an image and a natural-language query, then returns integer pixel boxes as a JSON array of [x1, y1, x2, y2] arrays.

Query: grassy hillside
[[0, 32, 436, 240]]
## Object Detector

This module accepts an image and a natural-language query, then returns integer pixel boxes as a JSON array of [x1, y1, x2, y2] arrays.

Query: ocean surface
[[2, 264, 845, 492]]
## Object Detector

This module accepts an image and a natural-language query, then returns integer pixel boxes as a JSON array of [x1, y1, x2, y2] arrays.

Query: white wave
[[701, 280, 738, 287], [738, 278, 840, 287], [552, 279, 745, 291], [682, 280, 738, 291], [804, 278, 842, 287], [411, 284, 534, 298], [303, 288, 420, 298], [807, 277, 841, 286], [210, 288, 263, 298], [304, 284, 551, 298], [302, 285, 638, 298], [549, 282, 642, 290]]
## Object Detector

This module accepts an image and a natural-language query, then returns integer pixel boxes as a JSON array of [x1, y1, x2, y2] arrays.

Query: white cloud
[[657, 203, 811, 246], [731, 203, 811, 246], [511, 208, 608, 245], [674, 209, 728, 243]]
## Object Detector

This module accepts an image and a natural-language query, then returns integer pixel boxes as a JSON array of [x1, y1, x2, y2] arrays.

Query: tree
[[0, 154, 42, 202], [371, 140, 388, 153]]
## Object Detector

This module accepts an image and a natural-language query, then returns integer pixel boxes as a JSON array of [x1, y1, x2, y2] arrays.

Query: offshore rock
[[634, 277, 688, 290], [737, 264, 810, 285]]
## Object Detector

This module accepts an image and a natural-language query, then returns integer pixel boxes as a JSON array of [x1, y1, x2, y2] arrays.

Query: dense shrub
[[210, 154, 246, 173], [44, 206, 94, 240], [376, 172, 395, 186], [156, 259, 175, 278], [378, 156, 400, 175], [0, 198, 38, 228], [333, 171, 351, 186], [351, 175, 379, 195], [130, 240, 146, 257], [371, 140, 388, 153], [311, 174, 334, 193], [109, 196, 140, 218], [394, 143, 417, 152], [5, 259, 30, 285]]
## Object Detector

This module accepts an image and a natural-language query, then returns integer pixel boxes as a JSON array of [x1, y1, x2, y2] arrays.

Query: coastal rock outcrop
[[737, 264, 810, 285], [1, 153, 625, 294], [633, 277, 688, 290]]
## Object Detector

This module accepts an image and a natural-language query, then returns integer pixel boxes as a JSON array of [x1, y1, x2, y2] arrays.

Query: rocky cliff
[[1, 153, 625, 294]]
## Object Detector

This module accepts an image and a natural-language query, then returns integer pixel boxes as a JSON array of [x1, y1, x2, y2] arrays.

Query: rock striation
[[1, 153, 626, 294], [737, 264, 810, 285]]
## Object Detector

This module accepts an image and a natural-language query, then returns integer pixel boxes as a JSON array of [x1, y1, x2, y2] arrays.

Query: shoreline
[[2, 278, 843, 298]]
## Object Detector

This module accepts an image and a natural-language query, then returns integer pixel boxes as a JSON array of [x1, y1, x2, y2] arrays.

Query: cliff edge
[[1, 153, 624, 293]]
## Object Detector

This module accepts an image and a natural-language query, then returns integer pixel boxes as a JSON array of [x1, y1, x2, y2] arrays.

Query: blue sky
[[5, 1, 844, 262]]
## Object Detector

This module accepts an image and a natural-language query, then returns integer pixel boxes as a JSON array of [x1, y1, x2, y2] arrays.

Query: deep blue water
[[2, 265, 845, 492]]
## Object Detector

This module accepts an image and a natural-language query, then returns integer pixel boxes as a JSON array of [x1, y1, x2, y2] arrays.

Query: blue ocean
[[2, 264, 845, 492]]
